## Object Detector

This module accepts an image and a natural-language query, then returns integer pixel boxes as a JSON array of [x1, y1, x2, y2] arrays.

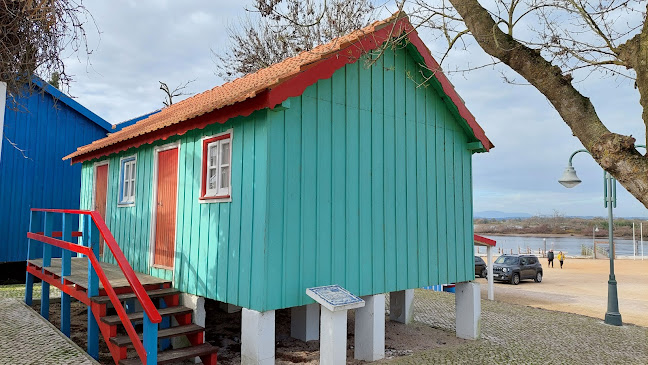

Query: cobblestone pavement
[[387, 289, 648, 364], [0, 298, 97, 365]]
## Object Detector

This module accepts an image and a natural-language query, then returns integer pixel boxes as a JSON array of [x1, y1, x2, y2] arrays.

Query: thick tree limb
[[448, 0, 648, 208]]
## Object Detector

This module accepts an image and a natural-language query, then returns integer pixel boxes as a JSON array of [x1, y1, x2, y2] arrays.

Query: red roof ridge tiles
[[66, 12, 492, 163]]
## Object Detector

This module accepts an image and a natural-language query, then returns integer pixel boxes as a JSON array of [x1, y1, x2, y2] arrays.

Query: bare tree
[[214, 0, 375, 80], [253, 0, 648, 210], [0, 0, 93, 96], [159, 80, 196, 107]]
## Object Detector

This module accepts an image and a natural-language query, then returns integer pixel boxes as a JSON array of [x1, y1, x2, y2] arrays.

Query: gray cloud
[[63, 1, 647, 218]]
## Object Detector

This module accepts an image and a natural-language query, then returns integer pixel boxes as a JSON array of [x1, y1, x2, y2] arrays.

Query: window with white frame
[[201, 132, 231, 199], [119, 156, 137, 204]]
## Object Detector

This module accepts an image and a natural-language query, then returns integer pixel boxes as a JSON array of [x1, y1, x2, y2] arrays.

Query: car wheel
[[511, 273, 520, 285], [480, 268, 487, 278], [534, 272, 543, 283]]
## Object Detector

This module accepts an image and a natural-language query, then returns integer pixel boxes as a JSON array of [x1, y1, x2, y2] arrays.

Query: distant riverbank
[[474, 215, 646, 240], [480, 232, 637, 239]]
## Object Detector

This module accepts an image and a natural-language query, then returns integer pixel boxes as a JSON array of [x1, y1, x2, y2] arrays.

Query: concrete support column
[[182, 293, 206, 330], [241, 308, 275, 365], [455, 282, 480, 340], [354, 294, 385, 361], [389, 289, 414, 324], [487, 246, 494, 301], [291, 303, 320, 341], [173, 293, 206, 362], [320, 308, 347, 365]]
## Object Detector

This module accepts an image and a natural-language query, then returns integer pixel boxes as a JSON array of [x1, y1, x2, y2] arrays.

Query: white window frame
[[118, 155, 137, 206], [201, 129, 233, 203]]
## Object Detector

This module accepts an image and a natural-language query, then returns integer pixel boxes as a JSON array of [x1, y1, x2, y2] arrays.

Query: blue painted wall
[[0, 84, 109, 262]]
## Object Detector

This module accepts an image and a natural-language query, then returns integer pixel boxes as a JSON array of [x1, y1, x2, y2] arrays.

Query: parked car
[[474, 256, 487, 278], [492, 254, 543, 285]]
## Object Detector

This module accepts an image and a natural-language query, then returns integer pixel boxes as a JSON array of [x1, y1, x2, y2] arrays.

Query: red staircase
[[24, 209, 217, 365]]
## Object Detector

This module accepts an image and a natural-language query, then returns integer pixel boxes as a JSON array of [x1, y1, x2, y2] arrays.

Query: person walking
[[547, 249, 554, 268], [558, 251, 565, 269]]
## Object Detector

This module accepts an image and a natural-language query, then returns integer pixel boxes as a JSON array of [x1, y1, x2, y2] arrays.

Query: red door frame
[[151, 143, 179, 269]]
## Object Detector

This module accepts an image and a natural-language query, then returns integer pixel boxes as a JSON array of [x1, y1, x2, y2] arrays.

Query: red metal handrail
[[29, 208, 161, 363], [30, 208, 161, 323]]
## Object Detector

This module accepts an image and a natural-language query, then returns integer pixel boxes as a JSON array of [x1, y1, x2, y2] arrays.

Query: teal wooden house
[[63, 13, 493, 363]]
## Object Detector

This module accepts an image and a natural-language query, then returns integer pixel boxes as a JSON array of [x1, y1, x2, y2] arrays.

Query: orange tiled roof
[[66, 12, 492, 162], [65, 13, 406, 161]]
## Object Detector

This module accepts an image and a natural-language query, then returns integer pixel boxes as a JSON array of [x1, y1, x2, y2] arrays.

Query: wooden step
[[110, 324, 205, 347], [119, 343, 217, 365], [91, 287, 180, 305], [101, 305, 193, 325]]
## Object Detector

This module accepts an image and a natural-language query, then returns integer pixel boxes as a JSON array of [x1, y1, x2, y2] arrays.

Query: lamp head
[[558, 166, 581, 188]]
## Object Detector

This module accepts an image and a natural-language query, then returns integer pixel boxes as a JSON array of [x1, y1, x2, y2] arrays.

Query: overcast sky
[[62, 0, 648, 218]]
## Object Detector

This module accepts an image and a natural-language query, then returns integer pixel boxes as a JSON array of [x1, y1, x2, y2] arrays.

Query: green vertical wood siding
[[80, 112, 268, 309], [79, 44, 479, 312], [264, 46, 475, 311]]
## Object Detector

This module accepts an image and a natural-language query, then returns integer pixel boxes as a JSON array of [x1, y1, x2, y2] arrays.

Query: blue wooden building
[[0, 79, 112, 263]]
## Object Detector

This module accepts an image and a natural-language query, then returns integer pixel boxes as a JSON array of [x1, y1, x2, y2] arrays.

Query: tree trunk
[[448, 0, 648, 208]]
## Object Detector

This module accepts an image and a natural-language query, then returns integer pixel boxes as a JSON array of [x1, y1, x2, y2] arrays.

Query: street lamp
[[558, 149, 622, 326]]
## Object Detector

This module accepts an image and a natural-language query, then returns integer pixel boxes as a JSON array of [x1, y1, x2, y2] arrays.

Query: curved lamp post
[[558, 148, 629, 326]]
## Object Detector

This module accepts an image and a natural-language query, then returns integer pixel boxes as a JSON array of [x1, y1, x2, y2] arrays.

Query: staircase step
[[91, 287, 180, 305], [101, 305, 193, 326], [119, 343, 217, 365], [110, 323, 205, 347]]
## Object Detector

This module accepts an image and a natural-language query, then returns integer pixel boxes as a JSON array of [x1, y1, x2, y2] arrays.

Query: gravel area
[[389, 289, 648, 364]]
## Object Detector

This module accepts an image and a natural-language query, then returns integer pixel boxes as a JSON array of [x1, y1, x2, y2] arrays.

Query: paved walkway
[[0, 298, 97, 365], [389, 289, 648, 364]]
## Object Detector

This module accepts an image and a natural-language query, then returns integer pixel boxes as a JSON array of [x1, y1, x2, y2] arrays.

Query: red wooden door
[[95, 164, 108, 256], [154, 148, 179, 268]]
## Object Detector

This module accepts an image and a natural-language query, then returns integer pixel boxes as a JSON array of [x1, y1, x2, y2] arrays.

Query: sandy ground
[[474, 257, 648, 327]]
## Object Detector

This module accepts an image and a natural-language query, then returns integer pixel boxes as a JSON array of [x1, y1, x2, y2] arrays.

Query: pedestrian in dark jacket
[[547, 249, 554, 268]]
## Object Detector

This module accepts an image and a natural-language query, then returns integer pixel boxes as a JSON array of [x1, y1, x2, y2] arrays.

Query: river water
[[478, 234, 647, 258]]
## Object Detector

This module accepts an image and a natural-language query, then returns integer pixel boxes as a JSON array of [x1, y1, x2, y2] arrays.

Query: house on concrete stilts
[[63, 12, 494, 364]]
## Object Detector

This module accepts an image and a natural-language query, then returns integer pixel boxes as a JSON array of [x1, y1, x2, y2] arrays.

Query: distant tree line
[[474, 216, 642, 239]]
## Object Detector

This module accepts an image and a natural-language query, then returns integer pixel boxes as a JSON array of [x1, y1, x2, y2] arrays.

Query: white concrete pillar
[[487, 246, 494, 301], [455, 282, 480, 340], [320, 307, 347, 365], [183, 293, 206, 338], [389, 289, 414, 324], [291, 303, 320, 341], [172, 293, 206, 362], [241, 308, 275, 365], [354, 294, 385, 361]]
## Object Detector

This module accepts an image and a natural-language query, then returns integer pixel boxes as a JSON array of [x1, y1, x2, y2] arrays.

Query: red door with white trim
[[94, 164, 108, 256], [154, 147, 178, 268]]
